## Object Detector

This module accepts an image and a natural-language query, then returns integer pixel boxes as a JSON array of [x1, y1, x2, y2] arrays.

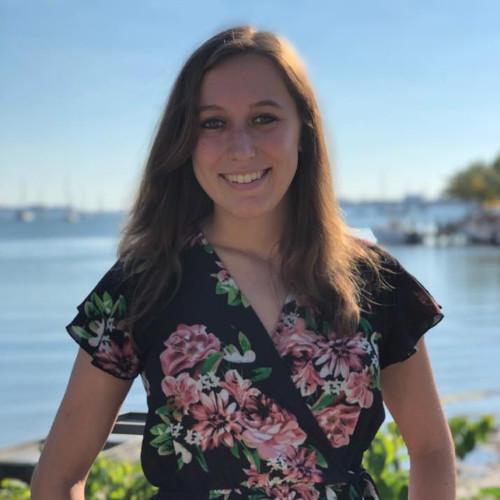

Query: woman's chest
[[135, 240, 386, 492]]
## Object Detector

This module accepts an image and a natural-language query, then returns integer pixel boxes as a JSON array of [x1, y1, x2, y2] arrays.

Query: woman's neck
[[201, 207, 287, 261]]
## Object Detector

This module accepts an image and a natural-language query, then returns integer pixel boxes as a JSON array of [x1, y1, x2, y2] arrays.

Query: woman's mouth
[[220, 168, 271, 185]]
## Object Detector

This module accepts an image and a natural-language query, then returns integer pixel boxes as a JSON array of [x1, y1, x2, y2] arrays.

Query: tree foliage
[[444, 153, 500, 203]]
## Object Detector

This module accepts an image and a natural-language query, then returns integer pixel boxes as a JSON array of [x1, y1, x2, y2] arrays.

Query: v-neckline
[[196, 229, 294, 338]]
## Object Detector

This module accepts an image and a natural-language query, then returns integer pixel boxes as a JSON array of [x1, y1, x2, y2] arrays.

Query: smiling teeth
[[224, 170, 266, 184]]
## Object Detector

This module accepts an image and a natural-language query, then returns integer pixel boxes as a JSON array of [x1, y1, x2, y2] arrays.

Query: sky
[[1, 0, 499, 211]]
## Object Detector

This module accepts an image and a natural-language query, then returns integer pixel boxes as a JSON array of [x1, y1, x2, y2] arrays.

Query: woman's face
[[192, 54, 302, 223]]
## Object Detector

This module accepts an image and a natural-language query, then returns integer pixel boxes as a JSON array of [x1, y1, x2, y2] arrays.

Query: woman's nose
[[228, 126, 256, 160]]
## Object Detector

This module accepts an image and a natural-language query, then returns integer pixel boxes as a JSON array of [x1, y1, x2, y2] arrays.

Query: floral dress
[[66, 231, 443, 500]]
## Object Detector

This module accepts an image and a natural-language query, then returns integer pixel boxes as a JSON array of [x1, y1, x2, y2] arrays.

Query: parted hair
[[118, 26, 386, 338]]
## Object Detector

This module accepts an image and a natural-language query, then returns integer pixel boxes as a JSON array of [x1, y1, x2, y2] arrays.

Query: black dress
[[66, 231, 443, 500]]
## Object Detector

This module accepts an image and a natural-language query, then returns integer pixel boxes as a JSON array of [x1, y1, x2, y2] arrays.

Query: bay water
[[0, 212, 499, 449]]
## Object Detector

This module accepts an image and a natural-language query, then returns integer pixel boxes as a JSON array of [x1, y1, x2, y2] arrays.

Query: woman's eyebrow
[[197, 100, 282, 113], [250, 99, 282, 109]]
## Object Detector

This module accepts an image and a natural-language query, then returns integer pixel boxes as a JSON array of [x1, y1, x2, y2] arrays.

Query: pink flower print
[[264, 484, 319, 500], [160, 324, 221, 377], [242, 395, 307, 460], [220, 370, 260, 409], [95, 335, 139, 378], [243, 463, 270, 489], [315, 404, 361, 448], [272, 318, 318, 361], [344, 369, 374, 408], [314, 332, 366, 379], [292, 361, 324, 397], [161, 372, 201, 416], [184, 231, 204, 248], [190, 389, 242, 451], [290, 483, 320, 500], [214, 261, 237, 288], [283, 447, 323, 484]]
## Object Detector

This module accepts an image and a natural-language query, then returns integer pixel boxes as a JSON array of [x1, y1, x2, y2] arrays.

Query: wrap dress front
[[66, 230, 444, 500]]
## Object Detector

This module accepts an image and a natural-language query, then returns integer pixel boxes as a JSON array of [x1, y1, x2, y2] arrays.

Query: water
[[0, 212, 499, 449]]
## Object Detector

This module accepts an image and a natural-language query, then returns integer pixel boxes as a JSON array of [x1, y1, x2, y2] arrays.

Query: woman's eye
[[201, 118, 224, 129], [254, 114, 277, 125]]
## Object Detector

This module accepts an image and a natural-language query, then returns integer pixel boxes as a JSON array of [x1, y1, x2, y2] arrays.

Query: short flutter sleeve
[[66, 261, 142, 380], [376, 249, 444, 370]]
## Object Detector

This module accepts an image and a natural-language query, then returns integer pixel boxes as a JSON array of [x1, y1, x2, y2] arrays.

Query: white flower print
[[267, 456, 288, 471], [169, 422, 183, 438], [88, 319, 105, 347], [106, 317, 116, 332], [323, 379, 344, 396], [197, 372, 221, 391], [282, 311, 300, 329], [184, 429, 202, 446], [223, 349, 256, 364], [173, 440, 192, 464], [99, 334, 113, 354]]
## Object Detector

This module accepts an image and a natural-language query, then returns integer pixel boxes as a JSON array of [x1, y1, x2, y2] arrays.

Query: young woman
[[31, 26, 456, 500]]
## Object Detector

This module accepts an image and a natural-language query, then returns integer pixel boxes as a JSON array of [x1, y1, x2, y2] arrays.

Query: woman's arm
[[30, 348, 134, 500], [380, 337, 456, 500]]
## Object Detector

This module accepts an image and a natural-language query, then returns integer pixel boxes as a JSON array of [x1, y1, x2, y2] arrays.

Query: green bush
[[0, 415, 497, 499], [449, 415, 496, 459], [0, 456, 157, 500], [362, 415, 497, 500], [85, 455, 157, 499], [0, 478, 30, 500]]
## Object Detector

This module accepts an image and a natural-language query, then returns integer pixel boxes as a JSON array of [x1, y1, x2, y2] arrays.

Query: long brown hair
[[118, 26, 386, 337]]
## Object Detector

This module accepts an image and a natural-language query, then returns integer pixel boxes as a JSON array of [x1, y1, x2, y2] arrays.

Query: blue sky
[[1, 0, 499, 210]]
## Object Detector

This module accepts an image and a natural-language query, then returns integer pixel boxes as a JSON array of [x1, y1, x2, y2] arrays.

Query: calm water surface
[[0, 216, 499, 448]]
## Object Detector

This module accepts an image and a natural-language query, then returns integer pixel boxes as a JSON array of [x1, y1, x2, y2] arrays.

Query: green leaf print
[[102, 291, 113, 313], [305, 308, 318, 332], [209, 492, 231, 500], [177, 456, 185, 470], [193, 446, 209, 472], [150, 434, 171, 446], [241, 293, 250, 308], [373, 368, 381, 390], [311, 392, 336, 413], [360, 317, 373, 336], [157, 441, 174, 456], [70, 325, 93, 340], [321, 320, 331, 336], [229, 442, 240, 458], [155, 406, 172, 425], [117, 295, 127, 317], [200, 352, 224, 375], [349, 484, 358, 500], [314, 448, 328, 468], [84, 301, 98, 318], [204, 243, 214, 254], [227, 287, 240, 306], [149, 423, 170, 436], [252, 450, 261, 472], [238, 332, 251, 353], [88, 320, 102, 335], [225, 344, 237, 354], [92, 293, 106, 314], [241, 442, 258, 471], [215, 281, 226, 295], [250, 367, 272, 382]]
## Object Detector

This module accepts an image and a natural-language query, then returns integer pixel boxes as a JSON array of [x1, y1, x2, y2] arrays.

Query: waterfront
[[0, 212, 499, 450]]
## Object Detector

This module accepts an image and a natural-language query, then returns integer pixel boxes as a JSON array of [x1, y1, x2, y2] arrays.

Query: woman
[[31, 26, 456, 499]]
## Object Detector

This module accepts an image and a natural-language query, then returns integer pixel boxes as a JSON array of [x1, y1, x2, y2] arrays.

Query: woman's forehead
[[199, 54, 294, 109]]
